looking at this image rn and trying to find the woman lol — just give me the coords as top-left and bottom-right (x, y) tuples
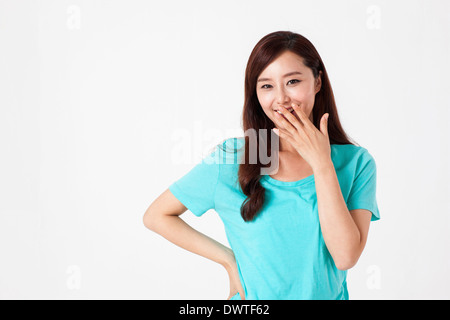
(143, 31), (380, 300)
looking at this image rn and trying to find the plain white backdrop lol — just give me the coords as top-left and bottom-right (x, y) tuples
(0, 0), (449, 299)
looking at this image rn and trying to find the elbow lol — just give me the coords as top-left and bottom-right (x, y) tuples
(333, 254), (360, 271)
(143, 210), (159, 232)
(335, 261), (356, 271)
(332, 238), (364, 271)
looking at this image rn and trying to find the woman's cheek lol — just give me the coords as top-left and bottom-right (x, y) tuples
(297, 91), (315, 108)
(258, 94), (272, 110)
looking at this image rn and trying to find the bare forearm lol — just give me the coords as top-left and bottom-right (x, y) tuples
(313, 160), (361, 269)
(147, 215), (235, 269)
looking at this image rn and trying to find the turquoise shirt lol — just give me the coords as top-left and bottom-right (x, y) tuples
(169, 137), (380, 300)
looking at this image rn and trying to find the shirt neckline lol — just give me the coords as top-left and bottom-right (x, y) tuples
(260, 173), (315, 187)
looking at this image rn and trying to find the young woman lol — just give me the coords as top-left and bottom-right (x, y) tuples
(143, 31), (380, 300)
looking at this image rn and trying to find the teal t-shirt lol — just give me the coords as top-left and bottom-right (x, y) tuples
(169, 137), (380, 300)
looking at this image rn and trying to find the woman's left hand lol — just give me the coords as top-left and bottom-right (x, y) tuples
(272, 102), (331, 172)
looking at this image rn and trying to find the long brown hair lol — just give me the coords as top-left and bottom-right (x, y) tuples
(229, 31), (358, 222)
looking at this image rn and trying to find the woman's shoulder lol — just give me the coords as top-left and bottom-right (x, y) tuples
(331, 143), (376, 166)
(331, 143), (370, 155)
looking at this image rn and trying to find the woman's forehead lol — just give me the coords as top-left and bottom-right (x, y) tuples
(258, 53), (310, 79)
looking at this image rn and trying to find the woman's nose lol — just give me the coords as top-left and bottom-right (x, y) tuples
(276, 88), (290, 106)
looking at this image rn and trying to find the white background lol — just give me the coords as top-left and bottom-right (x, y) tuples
(0, 0), (449, 299)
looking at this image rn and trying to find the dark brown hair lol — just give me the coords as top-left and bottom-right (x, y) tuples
(230, 31), (358, 222)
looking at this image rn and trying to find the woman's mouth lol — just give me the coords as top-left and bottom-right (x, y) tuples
(275, 108), (294, 114)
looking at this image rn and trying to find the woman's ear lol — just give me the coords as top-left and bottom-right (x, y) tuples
(315, 71), (322, 94)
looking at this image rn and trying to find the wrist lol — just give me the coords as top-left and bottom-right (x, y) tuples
(312, 158), (334, 174)
(221, 248), (236, 272)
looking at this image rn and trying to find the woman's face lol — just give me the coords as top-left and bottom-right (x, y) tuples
(256, 50), (322, 126)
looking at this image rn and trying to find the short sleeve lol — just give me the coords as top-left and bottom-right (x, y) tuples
(168, 144), (221, 217)
(346, 149), (380, 221)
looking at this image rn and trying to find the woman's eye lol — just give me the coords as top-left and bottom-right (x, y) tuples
(287, 79), (300, 85)
(260, 79), (300, 89)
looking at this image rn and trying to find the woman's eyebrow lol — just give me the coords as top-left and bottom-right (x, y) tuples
(257, 71), (303, 83)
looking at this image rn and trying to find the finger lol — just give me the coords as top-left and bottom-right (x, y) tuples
(238, 287), (246, 300)
(290, 103), (316, 132)
(272, 108), (288, 129)
(227, 291), (236, 300)
(273, 126), (294, 139)
(277, 104), (303, 132)
(320, 113), (329, 136)
(273, 127), (296, 145)
(273, 107), (298, 136)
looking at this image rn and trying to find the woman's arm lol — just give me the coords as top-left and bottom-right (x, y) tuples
(268, 103), (373, 270)
(313, 160), (372, 270)
(143, 188), (245, 299)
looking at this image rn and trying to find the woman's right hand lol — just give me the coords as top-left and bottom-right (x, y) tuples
(144, 189), (247, 300)
(224, 253), (245, 300)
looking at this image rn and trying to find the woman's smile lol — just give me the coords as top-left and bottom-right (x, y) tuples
(275, 107), (294, 114)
